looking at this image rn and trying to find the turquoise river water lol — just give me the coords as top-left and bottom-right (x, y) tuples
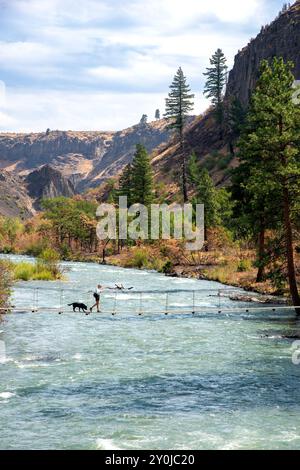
(0, 254), (300, 450)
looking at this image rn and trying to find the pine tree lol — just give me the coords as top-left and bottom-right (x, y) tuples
(155, 109), (160, 120)
(230, 159), (279, 283)
(188, 155), (232, 246)
(117, 164), (133, 206)
(238, 57), (300, 310)
(165, 67), (194, 202)
(203, 49), (228, 130)
(226, 97), (247, 156)
(187, 152), (199, 186)
(131, 144), (154, 206)
(281, 3), (290, 13)
(140, 114), (148, 125)
(195, 168), (220, 236)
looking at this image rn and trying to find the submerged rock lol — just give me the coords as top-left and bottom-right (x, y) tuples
(229, 294), (287, 304)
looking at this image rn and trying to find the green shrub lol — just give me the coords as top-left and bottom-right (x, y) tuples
(161, 260), (174, 274)
(267, 267), (286, 295)
(159, 245), (171, 257)
(59, 243), (72, 260)
(13, 262), (36, 281)
(38, 248), (62, 278)
(127, 249), (149, 269)
(12, 251), (63, 281)
(31, 270), (53, 281)
(237, 259), (252, 272)
(0, 260), (13, 314)
(150, 256), (164, 272)
(39, 247), (60, 264)
(24, 240), (49, 257)
(205, 266), (229, 284)
(1, 246), (14, 254)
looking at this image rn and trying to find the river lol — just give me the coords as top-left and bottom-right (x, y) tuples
(0, 254), (300, 450)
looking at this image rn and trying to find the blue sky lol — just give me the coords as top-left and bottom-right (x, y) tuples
(0, 0), (285, 132)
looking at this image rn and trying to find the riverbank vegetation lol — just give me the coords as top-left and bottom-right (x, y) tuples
(2, 248), (64, 282)
(12, 249), (64, 281)
(0, 260), (13, 316)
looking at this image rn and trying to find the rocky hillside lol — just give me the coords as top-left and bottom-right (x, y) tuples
(25, 165), (75, 209)
(0, 120), (171, 192)
(84, 120), (173, 190)
(0, 119), (173, 217)
(0, 171), (36, 218)
(152, 1), (300, 188)
(0, 164), (76, 217)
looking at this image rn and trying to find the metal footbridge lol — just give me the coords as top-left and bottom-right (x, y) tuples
(0, 285), (297, 317)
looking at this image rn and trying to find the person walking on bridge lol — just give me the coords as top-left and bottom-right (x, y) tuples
(90, 285), (103, 313)
(89, 283), (134, 313)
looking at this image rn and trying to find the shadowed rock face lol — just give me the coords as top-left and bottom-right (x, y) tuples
(0, 171), (36, 218)
(83, 121), (173, 190)
(226, 2), (300, 106)
(25, 165), (75, 207)
(0, 121), (172, 192)
(0, 165), (76, 217)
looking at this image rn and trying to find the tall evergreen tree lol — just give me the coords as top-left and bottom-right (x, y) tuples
(188, 155), (233, 246)
(195, 168), (220, 237)
(117, 164), (133, 206)
(226, 97), (247, 156)
(131, 144), (154, 206)
(203, 49), (227, 131)
(155, 109), (160, 120)
(230, 159), (279, 283)
(165, 67), (194, 202)
(238, 57), (300, 310)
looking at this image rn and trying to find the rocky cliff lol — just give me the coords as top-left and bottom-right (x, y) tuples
(25, 165), (75, 208)
(226, 1), (300, 106)
(152, 1), (300, 188)
(85, 120), (173, 190)
(0, 171), (36, 218)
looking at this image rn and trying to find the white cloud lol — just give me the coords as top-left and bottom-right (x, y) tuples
(0, 110), (17, 129)
(13, 0), (112, 25)
(13, 0), (262, 26)
(0, 41), (56, 67)
(0, 80), (6, 107)
(87, 53), (175, 88)
(0, 0), (283, 131)
(127, 0), (261, 27)
(1, 86), (209, 132)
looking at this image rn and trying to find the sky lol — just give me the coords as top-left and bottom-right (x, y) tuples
(0, 0), (286, 133)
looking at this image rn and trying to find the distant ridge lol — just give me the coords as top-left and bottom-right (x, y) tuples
(0, 120), (172, 193)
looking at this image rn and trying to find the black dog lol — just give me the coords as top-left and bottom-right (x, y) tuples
(68, 302), (88, 312)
